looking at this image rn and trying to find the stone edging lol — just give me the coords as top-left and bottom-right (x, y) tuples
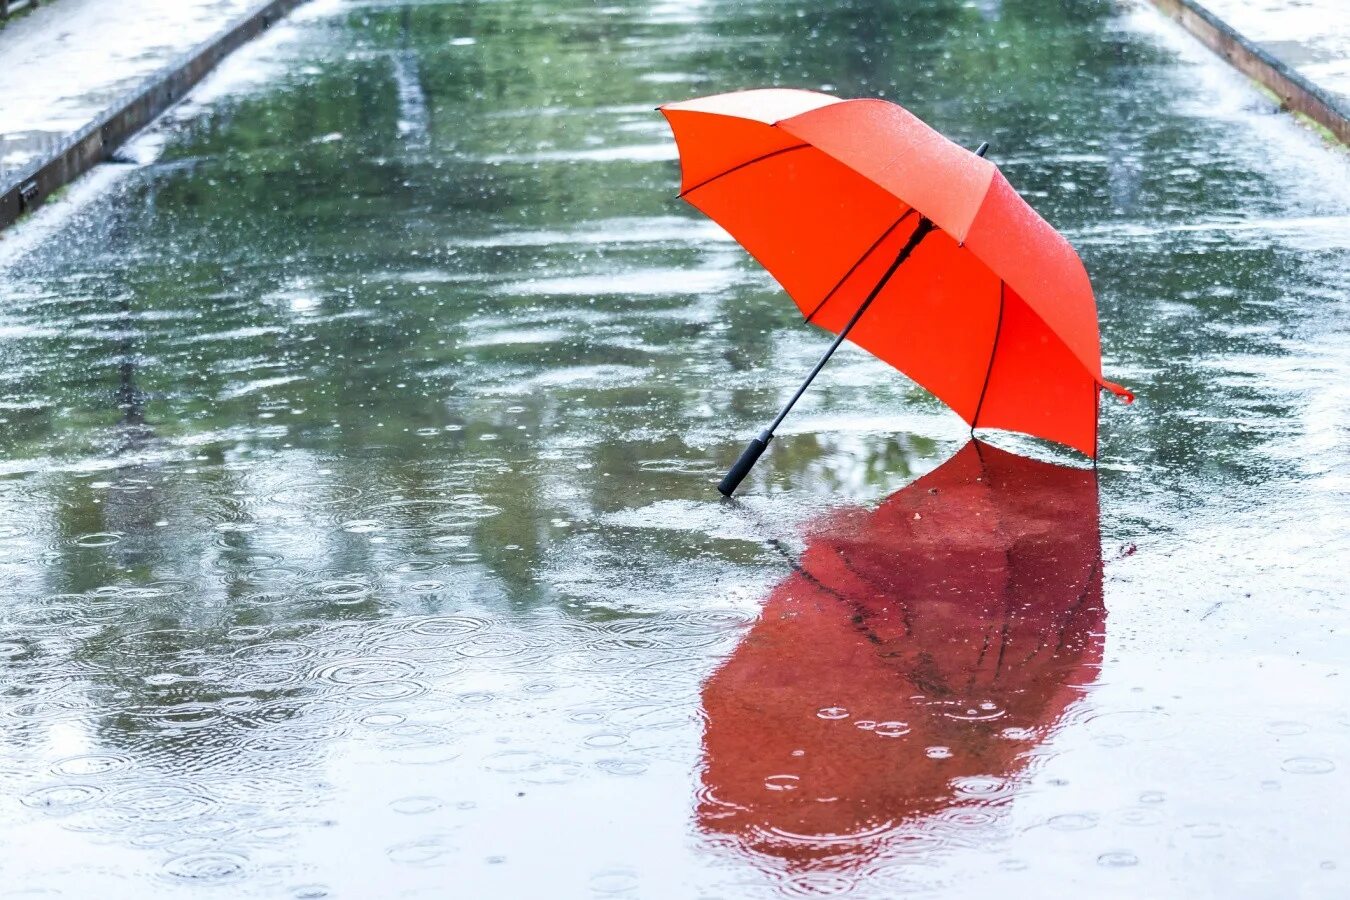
(0, 0), (311, 231)
(1149, 0), (1349, 146)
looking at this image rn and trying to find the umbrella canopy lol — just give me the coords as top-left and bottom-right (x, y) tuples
(661, 89), (1131, 461)
(698, 440), (1105, 869)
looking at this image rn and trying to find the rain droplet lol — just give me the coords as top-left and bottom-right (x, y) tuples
(1049, 813), (1098, 831)
(162, 851), (247, 883)
(1282, 757), (1335, 775)
(390, 795), (443, 815)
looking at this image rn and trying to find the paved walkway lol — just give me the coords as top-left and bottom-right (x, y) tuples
(1200, 0), (1350, 109)
(0, 0), (1345, 199)
(0, 0), (260, 182)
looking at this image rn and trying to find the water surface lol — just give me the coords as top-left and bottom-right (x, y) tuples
(1, 0), (1348, 896)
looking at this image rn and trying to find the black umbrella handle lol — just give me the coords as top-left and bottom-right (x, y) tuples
(718, 430), (773, 496)
(716, 217), (936, 497)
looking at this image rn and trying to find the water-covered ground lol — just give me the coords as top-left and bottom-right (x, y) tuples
(1, 0), (1348, 896)
(1201, 0), (1350, 109)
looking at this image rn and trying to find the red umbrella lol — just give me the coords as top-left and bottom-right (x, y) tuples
(698, 440), (1105, 870)
(659, 90), (1132, 495)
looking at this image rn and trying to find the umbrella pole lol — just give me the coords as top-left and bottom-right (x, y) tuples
(718, 215), (937, 496)
(718, 142), (989, 497)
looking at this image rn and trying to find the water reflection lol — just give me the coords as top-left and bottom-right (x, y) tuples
(1, 0), (1346, 892)
(699, 441), (1104, 873)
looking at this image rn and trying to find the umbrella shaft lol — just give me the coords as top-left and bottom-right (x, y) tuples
(766, 215), (936, 435)
(718, 215), (936, 497)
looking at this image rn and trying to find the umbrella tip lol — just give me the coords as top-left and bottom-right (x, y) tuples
(974, 142), (990, 158)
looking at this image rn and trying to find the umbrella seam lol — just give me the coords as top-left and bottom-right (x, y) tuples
(835, 549), (915, 639)
(970, 282), (1006, 430)
(1053, 556), (1104, 656)
(972, 286), (1105, 456)
(993, 547), (1016, 680)
(776, 112), (994, 243)
(957, 162), (1000, 247)
(1092, 377), (1100, 460)
(763, 538), (911, 648)
(966, 171), (1112, 398)
(802, 208), (917, 325)
(677, 143), (811, 198)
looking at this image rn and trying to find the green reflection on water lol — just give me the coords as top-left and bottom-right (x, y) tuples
(0, 0), (1343, 741)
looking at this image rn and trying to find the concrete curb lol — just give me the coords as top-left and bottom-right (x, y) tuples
(1149, 0), (1349, 146)
(1, 1), (41, 22)
(0, 0), (311, 231)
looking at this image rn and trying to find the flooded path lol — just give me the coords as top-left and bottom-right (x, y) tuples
(1, 0), (1348, 896)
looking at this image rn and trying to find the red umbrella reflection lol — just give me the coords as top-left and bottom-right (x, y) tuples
(698, 440), (1105, 869)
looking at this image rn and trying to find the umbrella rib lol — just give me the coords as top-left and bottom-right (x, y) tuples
(992, 547), (1016, 680)
(678, 143), (811, 198)
(836, 551), (914, 637)
(802, 208), (917, 325)
(760, 538), (905, 649)
(1092, 377), (1100, 462)
(1052, 556), (1104, 656)
(970, 282), (1006, 430)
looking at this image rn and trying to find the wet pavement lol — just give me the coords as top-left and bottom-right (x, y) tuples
(0, 0), (262, 182)
(1201, 0), (1350, 109)
(1, 0), (1349, 897)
